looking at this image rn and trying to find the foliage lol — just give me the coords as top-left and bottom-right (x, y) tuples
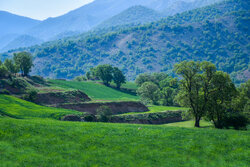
(96, 105), (112, 122)
(137, 82), (161, 105)
(73, 75), (87, 82)
(13, 51), (33, 76)
(0, 64), (9, 79)
(2, 0), (249, 83)
(223, 112), (248, 130)
(174, 61), (217, 127)
(95, 64), (114, 86)
(3, 58), (18, 74)
(206, 71), (237, 128)
(23, 89), (38, 102)
(113, 67), (126, 89)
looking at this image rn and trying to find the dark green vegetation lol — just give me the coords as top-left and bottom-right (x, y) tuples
(1, 0), (248, 84)
(136, 73), (179, 105)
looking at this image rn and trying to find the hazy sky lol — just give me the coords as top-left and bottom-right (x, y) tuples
(0, 0), (94, 20)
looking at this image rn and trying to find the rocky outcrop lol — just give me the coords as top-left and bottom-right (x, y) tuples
(56, 101), (149, 115)
(34, 90), (91, 105)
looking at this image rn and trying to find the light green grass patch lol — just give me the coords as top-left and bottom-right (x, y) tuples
(121, 105), (189, 115)
(0, 95), (79, 119)
(49, 80), (139, 101)
(165, 120), (213, 128)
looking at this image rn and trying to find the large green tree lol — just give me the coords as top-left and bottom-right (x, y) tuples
(174, 61), (216, 127)
(95, 64), (113, 86)
(14, 52), (33, 76)
(206, 71), (237, 128)
(113, 67), (126, 89)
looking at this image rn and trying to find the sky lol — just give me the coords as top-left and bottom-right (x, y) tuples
(0, 0), (94, 20)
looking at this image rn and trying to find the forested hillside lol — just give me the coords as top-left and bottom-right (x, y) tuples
(1, 0), (249, 84)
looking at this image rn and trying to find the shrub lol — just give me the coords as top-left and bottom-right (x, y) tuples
(82, 113), (96, 122)
(23, 89), (38, 102)
(223, 112), (248, 130)
(96, 105), (112, 122)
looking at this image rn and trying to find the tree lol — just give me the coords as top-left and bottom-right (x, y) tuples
(95, 64), (113, 86)
(135, 73), (152, 87)
(137, 82), (161, 104)
(13, 52), (33, 76)
(174, 61), (216, 127)
(0, 65), (9, 79)
(4, 58), (18, 75)
(206, 71), (237, 128)
(113, 67), (126, 89)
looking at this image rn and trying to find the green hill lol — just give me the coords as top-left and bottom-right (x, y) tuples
(49, 80), (139, 101)
(0, 94), (79, 119)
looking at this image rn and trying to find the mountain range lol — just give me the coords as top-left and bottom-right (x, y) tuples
(1, 0), (249, 84)
(0, 0), (222, 52)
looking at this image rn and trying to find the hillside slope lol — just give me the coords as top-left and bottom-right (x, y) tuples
(22, 0), (222, 40)
(96, 6), (163, 29)
(0, 11), (41, 51)
(1, 0), (249, 84)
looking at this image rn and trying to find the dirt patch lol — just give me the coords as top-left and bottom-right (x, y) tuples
(56, 101), (149, 115)
(110, 111), (184, 124)
(34, 90), (91, 105)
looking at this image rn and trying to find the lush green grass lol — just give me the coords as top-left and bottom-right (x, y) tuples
(0, 95), (79, 119)
(49, 80), (139, 101)
(165, 120), (213, 128)
(121, 105), (189, 115)
(0, 117), (249, 167)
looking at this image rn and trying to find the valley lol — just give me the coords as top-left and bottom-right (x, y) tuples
(0, 0), (249, 166)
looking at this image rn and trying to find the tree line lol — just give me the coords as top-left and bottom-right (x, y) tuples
(135, 61), (249, 129)
(0, 51), (33, 78)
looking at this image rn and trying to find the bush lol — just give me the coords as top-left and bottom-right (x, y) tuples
(224, 113), (248, 130)
(73, 75), (87, 82)
(82, 113), (96, 122)
(96, 106), (112, 122)
(23, 89), (38, 102)
(0, 65), (9, 79)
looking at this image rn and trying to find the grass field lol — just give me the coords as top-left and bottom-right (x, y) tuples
(121, 105), (189, 115)
(0, 95), (79, 119)
(166, 120), (213, 128)
(49, 80), (139, 101)
(0, 94), (249, 166)
(0, 118), (249, 167)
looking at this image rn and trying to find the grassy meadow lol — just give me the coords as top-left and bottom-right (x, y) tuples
(0, 81), (249, 166)
(0, 117), (249, 167)
(48, 80), (139, 101)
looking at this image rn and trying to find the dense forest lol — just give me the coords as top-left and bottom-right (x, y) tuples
(1, 0), (249, 84)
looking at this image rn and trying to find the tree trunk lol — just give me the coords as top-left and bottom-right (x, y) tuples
(194, 117), (200, 127)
